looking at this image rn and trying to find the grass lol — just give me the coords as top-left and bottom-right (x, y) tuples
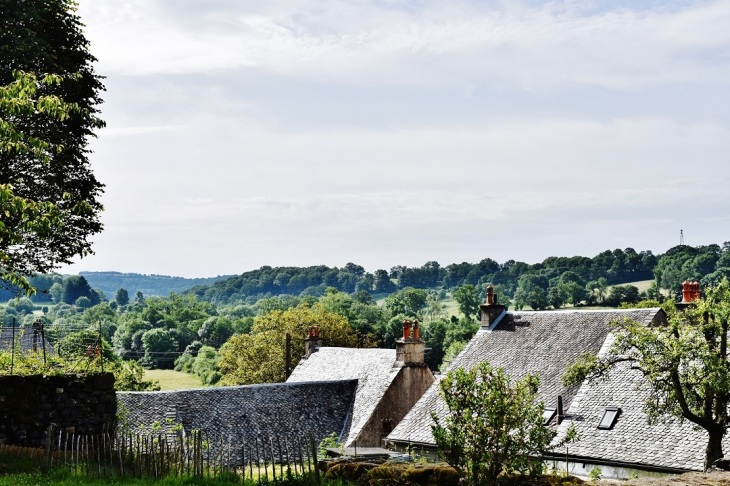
(143, 369), (203, 391)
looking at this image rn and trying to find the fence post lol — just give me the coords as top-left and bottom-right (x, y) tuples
(285, 333), (292, 379)
(98, 320), (104, 373)
(40, 321), (47, 365)
(310, 434), (320, 485)
(11, 317), (16, 375)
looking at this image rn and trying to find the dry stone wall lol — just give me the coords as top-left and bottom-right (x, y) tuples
(0, 373), (116, 447)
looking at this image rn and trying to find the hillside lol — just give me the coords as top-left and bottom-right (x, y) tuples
(79, 272), (235, 298)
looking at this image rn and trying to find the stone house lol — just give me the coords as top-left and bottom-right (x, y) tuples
(286, 323), (435, 448)
(384, 286), (720, 478)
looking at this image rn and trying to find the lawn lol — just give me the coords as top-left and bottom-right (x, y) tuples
(143, 369), (203, 391)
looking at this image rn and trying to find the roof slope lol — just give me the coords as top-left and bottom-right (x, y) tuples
(287, 347), (398, 446)
(553, 333), (727, 472)
(118, 380), (357, 453)
(388, 309), (662, 445)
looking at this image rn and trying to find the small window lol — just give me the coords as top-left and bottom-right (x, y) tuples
(598, 407), (621, 430)
(543, 407), (556, 425)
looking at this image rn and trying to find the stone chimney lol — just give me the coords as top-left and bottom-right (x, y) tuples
(304, 326), (322, 358)
(395, 320), (425, 366)
(677, 280), (701, 312)
(479, 285), (506, 328)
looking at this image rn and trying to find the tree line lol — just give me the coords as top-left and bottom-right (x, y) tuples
(183, 243), (730, 305)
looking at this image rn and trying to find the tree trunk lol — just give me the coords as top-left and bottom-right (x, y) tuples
(705, 428), (724, 472)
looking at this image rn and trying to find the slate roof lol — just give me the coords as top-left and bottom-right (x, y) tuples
(0, 326), (54, 355)
(117, 380), (357, 460)
(387, 309), (663, 445)
(286, 347), (399, 446)
(552, 333), (726, 472)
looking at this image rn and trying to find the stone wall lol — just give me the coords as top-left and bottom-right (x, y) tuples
(0, 373), (116, 447)
(355, 364), (435, 447)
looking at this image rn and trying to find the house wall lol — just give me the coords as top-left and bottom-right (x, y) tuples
(548, 459), (680, 480)
(0, 373), (116, 447)
(354, 364), (434, 447)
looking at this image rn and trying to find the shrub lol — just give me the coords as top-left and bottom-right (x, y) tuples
(431, 361), (557, 486)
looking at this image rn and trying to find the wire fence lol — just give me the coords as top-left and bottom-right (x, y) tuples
(0, 318), (106, 375)
(1, 425), (323, 483)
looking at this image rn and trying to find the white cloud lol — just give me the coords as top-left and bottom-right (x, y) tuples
(58, 1), (730, 277)
(80, 0), (730, 88)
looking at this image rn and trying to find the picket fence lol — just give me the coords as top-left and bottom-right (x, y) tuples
(1, 425), (323, 483)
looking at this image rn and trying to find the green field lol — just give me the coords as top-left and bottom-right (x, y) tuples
(143, 369), (203, 391)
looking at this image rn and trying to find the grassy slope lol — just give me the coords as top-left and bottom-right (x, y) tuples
(143, 369), (203, 391)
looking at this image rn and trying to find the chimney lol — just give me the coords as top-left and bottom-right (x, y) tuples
(677, 280), (701, 312)
(556, 395), (564, 426)
(395, 320), (425, 366)
(479, 285), (506, 328)
(304, 326), (322, 358)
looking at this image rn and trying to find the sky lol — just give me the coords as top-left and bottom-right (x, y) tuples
(62, 0), (730, 278)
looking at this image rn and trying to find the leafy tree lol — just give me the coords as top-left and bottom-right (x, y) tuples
(383, 288), (427, 318)
(528, 287), (549, 311)
(432, 361), (556, 486)
(422, 318), (448, 369)
(424, 290), (445, 321)
(563, 281), (586, 306)
(140, 328), (176, 369)
(439, 340), (466, 371)
(115, 288), (130, 306)
(453, 284), (481, 320)
(547, 285), (566, 309)
(50, 282), (63, 303)
(586, 277), (608, 304)
(7, 297), (35, 314)
(443, 317), (479, 354)
(603, 285), (640, 307)
(135, 291), (145, 305)
(219, 304), (365, 385)
(564, 279), (730, 471)
(353, 290), (374, 305)
(1, 0), (105, 295)
(62, 275), (94, 305)
(373, 269), (396, 293)
(75, 296), (91, 309)
(113, 360), (160, 391)
(198, 316), (234, 348)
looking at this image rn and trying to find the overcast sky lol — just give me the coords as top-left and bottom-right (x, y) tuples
(62, 0), (730, 278)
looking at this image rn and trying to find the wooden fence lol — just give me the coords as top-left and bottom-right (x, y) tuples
(1, 425), (323, 483)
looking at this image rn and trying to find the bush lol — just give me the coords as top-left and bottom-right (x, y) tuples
(431, 361), (557, 486)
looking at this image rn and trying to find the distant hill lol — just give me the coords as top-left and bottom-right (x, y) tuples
(79, 272), (235, 299)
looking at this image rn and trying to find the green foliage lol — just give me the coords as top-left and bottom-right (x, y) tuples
(318, 432), (342, 460)
(432, 361), (556, 486)
(140, 328), (175, 369)
(115, 288), (130, 306)
(439, 340), (466, 372)
(113, 360), (160, 391)
(219, 304), (368, 385)
(603, 285), (640, 307)
(588, 467), (602, 481)
(452, 284), (481, 320)
(383, 288), (428, 318)
(1, 0), (106, 294)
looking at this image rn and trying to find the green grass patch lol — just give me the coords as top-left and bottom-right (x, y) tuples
(143, 369), (203, 391)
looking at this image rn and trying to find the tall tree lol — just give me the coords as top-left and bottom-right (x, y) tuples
(1, 0), (105, 294)
(115, 288), (130, 306)
(564, 279), (730, 470)
(453, 284), (481, 320)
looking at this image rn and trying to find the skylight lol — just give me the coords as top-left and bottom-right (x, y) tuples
(543, 407), (556, 426)
(598, 407), (621, 430)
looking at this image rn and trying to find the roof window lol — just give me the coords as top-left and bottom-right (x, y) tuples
(597, 407), (621, 430)
(543, 407), (556, 426)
